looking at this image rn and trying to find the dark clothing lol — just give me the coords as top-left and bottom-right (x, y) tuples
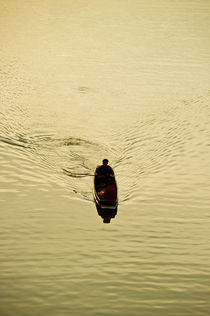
(95, 165), (114, 178)
(95, 165), (114, 186)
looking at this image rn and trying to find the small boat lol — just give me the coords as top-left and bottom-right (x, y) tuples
(93, 174), (118, 210)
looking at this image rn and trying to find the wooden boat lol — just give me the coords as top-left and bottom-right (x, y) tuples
(93, 174), (118, 210)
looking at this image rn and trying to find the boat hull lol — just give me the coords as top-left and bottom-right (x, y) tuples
(93, 176), (118, 210)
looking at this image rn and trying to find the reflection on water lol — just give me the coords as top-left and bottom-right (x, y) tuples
(0, 0), (210, 315)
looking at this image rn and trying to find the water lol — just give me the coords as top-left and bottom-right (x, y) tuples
(0, 0), (210, 315)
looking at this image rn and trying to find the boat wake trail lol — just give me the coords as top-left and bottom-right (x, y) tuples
(1, 81), (209, 205)
(110, 95), (210, 204)
(0, 123), (107, 201)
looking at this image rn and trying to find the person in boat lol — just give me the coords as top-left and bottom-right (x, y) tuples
(95, 159), (114, 183)
(95, 159), (116, 200)
(103, 180), (116, 200)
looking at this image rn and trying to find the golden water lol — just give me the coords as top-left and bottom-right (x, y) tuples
(0, 1), (210, 315)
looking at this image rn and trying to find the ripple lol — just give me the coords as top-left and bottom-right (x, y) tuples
(0, 92), (209, 207)
(111, 95), (210, 204)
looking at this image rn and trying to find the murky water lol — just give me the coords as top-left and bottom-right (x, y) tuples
(1, 0), (210, 315)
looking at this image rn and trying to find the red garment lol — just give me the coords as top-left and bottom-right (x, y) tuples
(103, 184), (116, 200)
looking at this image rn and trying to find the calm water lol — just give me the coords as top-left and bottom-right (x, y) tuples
(0, 0), (210, 315)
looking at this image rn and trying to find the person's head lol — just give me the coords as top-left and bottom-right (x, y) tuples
(103, 159), (109, 166)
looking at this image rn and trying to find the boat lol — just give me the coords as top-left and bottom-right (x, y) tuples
(93, 174), (118, 211)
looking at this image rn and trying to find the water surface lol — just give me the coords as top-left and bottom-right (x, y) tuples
(0, 0), (210, 315)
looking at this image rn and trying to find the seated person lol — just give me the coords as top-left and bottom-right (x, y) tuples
(103, 183), (116, 200)
(95, 159), (114, 186)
